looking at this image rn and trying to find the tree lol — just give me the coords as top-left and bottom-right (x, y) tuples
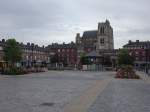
(117, 49), (134, 66)
(4, 39), (22, 67)
(50, 53), (59, 64)
(80, 52), (90, 65)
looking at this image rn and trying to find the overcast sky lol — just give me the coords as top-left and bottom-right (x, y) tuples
(0, 0), (150, 48)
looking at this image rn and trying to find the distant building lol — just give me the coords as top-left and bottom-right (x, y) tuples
(0, 20), (117, 71)
(20, 42), (48, 68)
(123, 40), (150, 71)
(76, 19), (114, 53)
(75, 20), (116, 70)
(46, 42), (77, 67)
(0, 39), (5, 59)
(0, 39), (49, 69)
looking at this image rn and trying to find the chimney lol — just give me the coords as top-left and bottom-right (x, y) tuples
(27, 42), (30, 46)
(76, 33), (80, 38)
(31, 43), (34, 47)
(129, 40), (132, 44)
(2, 39), (5, 43)
(136, 40), (139, 43)
(76, 33), (81, 44)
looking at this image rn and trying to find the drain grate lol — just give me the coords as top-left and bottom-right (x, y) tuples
(40, 102), (55, 107)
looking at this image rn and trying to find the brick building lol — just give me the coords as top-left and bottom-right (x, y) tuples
(0, 39), (49, 69)
(123, 40), (150, 71)
(0, 39), (5, 62)
(20, 42), (49, 68)
(46, 42), (77, 67)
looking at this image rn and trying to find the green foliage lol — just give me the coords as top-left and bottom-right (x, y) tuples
(79, 52), (86, 58)
(80, 56), (87, 64)
(117, 49), (134, 66)
(80, 52), (89, 64)
(4, 39), (22, 64)
(4, 67), (25, 75)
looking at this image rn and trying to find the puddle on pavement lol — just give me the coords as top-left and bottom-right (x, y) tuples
(40, 102), (55, 107)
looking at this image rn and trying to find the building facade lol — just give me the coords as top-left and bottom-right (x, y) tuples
(123, 40), (150, 71)
(0, 39), (5, 62)
(20, 43), (48, 68)
(0, 39), (49, 69)
(0, 20), (116, 71)
(96, 20), (114, 51)
(75, 20), (116, 70)
(76, 20), (114, 53)
(46, 42), (77, 67)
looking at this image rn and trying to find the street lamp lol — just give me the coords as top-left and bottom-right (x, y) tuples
(31, 43), (34, 67)
(145, 44), (148, 75)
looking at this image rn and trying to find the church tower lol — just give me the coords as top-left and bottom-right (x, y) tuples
(96, 20), (114, 51)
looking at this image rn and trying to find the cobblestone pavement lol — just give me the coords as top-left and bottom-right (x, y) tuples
(0, 71), (114, 112)
(88, 79), (150, 112)
(136, 71), (150, 83)
(1, 71), (149, 112)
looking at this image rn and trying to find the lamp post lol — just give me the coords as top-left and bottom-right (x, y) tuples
(145, 44), (148, 74)
(31, 43), (34, 67)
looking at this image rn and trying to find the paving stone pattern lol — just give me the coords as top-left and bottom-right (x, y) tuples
(88, 79), (150, 112)
(0, 71), (113, 112)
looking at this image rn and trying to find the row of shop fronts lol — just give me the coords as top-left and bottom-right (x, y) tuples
(21, 60), (47, 68)
(0, 60), (48, 74)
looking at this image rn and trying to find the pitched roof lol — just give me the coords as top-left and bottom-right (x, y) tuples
(46, 43), (76, 49)
(123, 41), (150, 48)
(82, 30), (97, 38)
(86, 50), (101, 57)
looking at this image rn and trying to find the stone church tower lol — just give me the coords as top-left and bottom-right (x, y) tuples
(96, 20), (114, 51)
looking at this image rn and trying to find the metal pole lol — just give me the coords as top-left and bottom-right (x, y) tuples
(31, 45), (33, 67)
(145, 45), (148, 74)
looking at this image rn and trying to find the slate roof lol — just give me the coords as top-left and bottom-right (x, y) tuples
(46, 42), (76, 49)
(84, 44), (95, 48)
(0, 39), (46, 52)
(86, 50), (101, 57)
(123, 41), (150, 48)
(82, 30), (97, 38)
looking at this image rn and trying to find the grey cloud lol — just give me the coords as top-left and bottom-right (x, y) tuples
(0, 0), (150, 48)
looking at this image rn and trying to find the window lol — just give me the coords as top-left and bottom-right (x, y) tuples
(136, 57), (139, 61)
(142, 51), (145, 56)
(100, 38), (104, 44)
(34, 56), (37, 60)
(0, 46), (3, 50)
(88, 48), (91, 52)
(58, 49), (60, 52)
(26, 56), (29, 60)
(129, 52), (132, 56)
(100, 27), (104, 34)
(135, 51), (138, 55)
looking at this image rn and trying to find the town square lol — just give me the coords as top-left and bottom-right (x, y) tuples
(0, 71), (150, 112)
(0, 0), (150, 112)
